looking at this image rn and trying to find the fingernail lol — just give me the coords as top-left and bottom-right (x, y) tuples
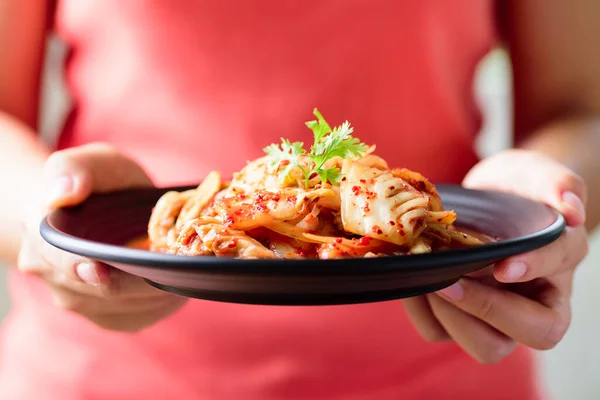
(76, 263), (101, 286)
(46, 176), (74, 206)
(562, 191), (586, 221)
(437, 281), (464, 301)
(503, 261), (527, 282)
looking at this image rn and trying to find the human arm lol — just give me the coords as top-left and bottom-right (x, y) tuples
(499, 0), (600, 232)
(0, 0), (52, 263)
(1, 0), (186, 331)
(403, 0), (599, 363)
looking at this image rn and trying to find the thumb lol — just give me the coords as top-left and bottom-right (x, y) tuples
(463, 150), (587, 228)
(43, 143), (153, 209)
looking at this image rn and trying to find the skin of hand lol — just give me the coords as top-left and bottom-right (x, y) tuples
(17, 142), (187, 332)
(402, 149), (589, 364)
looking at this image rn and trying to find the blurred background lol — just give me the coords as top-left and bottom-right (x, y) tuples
(0, 38), (598, 399)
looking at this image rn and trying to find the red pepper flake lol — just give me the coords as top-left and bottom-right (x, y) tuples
(255, 204), (267, 212)
(413, 181), (426, 191)
(334, 238), (343, 244)
(364, 191), (377, 200)
(226, 239), (238, 248)
(388, 186), (395, 190)
(414, 218), (424, 231)
(358, 236), (371, 246)
(389, 220), (396, 226)
(359, 179), (367, 184)
(341, 176), (347, 182)
(371, 225), (383, 235)
(351, 186), (361, 195)
(271, 195), (281, 202)
(462, 234), (467, 239)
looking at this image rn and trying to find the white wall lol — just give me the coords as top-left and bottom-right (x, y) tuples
(0, 41), (598, 399)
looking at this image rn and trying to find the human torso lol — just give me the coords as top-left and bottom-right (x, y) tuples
(0, 1), (543, 399)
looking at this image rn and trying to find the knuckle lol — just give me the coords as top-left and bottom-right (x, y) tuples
(539, 314), (571, 350)
(476, 297), (495, 321)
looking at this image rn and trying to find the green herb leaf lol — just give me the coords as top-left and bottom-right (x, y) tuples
(264, 139), (304, 166)
(316, 167), (342, 185)
(305, 108), (332, 146)
(265, 109), (367, 188)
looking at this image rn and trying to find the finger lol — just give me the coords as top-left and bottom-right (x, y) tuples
(41, 241), (165, 298)
(435, 277), (571, 350)
(48, 282), (182, 315)
(47, 269), (165, 299)
(494, 226), (588, 283)
(43, 142), (153, 209)
(48, 283), (187, 332)
(84, 300), (186, 333)
(105, 268), (173, 298)
(40, 241), (110, 286)
(402, 296), (451, 342)
(427, 294), (518, 365)
(463, 150), (587, 227)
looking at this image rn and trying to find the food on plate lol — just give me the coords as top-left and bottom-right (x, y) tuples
(147, 109), (484, 259)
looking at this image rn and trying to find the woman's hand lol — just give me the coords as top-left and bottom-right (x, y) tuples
(402, 149), (589, 364)
(17, 143), (187, 332)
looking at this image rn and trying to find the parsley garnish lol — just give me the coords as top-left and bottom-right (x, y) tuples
(264, 108), (368, 188)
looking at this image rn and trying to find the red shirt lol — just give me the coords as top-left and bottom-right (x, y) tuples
(0, 1), (547, 399)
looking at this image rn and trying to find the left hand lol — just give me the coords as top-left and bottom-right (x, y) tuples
(402, 149), (589, 364)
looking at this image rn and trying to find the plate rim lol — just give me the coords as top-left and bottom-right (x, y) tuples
(39, 184), (567, 274)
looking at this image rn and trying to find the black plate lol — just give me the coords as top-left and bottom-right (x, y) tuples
(40, 184), (565, 305)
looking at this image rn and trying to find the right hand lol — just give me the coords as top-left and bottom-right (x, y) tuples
(17, 143), (187, 332)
